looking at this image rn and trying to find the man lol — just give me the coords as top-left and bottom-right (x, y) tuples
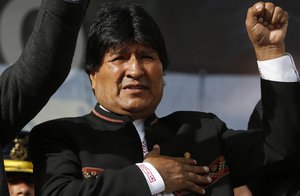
(4, 131), (34, 196)
(0, 0), (89, 195)
(30, 2), (300, 195)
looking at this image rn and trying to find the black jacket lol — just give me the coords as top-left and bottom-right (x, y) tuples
(248, 100), (300, 196)
(30, 79), (300, 196)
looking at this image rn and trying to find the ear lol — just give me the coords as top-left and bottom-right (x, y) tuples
(89, 72), (96, 89)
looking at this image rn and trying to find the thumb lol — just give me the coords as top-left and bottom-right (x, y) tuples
(145, 144), (161, 158)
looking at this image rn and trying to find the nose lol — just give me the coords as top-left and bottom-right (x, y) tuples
(125, 56), (144, 79)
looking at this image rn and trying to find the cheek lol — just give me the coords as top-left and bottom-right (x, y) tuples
(147, 66), (164, 93)
(157, 77), (164, 89)
(158, 79), (165, 98)
(153, 67), (164, 85)
(94, 77), (122, 102)
(152, 76), (164, 97)
(104, 66), (124, 86)
(93, 67), (121, 89)
(147, 64), (163, 80)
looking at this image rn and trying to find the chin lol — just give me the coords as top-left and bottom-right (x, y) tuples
(122, 104), (154, 117)
(124, 105), (146, 113)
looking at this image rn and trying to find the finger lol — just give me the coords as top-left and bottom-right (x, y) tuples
(278, 11), (289, 29)
(277, 10), (289, 29)
(271, 6), (284, 26)
(174, 157), (197, 165)
(271, 6), (288, 29)
(246, 2), (265, 26)
(183, 164), (210, 174)
(145, 144), (161, 158)
(262, 2), (275, 26)
(187, 172), (212, 185)
(184, 152), (191, 159)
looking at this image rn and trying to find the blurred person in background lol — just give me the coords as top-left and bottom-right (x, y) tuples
(0, 0), (89, 195)
(4, 131), (34, 196)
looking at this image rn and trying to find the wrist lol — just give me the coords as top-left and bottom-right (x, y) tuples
(136, 162), (165, 195)
(254, 44), (285, 61)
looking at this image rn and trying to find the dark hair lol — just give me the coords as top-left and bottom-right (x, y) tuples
(82, 2), (169, 74)
(7, 172), (33, 184)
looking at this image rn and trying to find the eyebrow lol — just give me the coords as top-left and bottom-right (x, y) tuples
(108, 48), (129, 56)
(108, 47), (157, 56)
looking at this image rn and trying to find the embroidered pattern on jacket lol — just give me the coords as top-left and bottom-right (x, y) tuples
(174, 155), (229, 195)
(92, 109), (124, 123)
(204, 155), (229, 188)
(82, 167), (104, 179)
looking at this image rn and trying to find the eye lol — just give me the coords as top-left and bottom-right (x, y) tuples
(142, 55), (154, 59)
(140, 53), (155, 60)
(110, 56), (126, 62)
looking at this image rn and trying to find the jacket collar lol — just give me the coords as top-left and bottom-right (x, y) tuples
(91, 104), (177, 152)
(91, 103), (159, 126)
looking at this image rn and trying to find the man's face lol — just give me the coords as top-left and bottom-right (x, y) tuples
(90, 43), (164, 119)
(8, 182), (34, 196)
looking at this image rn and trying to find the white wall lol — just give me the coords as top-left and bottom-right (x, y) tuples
(157, 73), (260, 130)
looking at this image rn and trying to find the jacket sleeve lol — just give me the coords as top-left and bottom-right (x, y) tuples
(0, 0), (89, 146)
(220, 79), (300, 186)
(29, 123), (152, 196)
(260, 79), (300, 158)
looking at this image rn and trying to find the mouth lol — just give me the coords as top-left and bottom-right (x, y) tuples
(123, 84), (148, 90)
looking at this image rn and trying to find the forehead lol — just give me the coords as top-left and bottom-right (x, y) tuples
(107, 43), (157, 55)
